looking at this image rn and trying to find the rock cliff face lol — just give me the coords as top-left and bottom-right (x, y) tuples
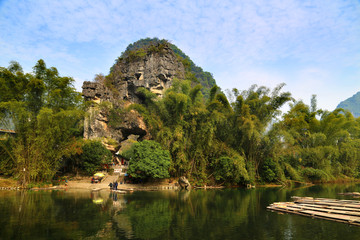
(83, 44), (185, 104)
(110, 45), (185, 102)
(82, 43), (185, 150)
(83, 106), (149, 144)
(82, 82), (113, 102)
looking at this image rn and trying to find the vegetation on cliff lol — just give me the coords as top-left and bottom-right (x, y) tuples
(112, 37), (216, 98)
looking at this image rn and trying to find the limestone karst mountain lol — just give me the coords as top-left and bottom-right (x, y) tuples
(82, 39), (215, 152)
(83, 41), (185, 103)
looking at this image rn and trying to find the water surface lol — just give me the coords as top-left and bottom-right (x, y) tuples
(1, 184), (360, 239)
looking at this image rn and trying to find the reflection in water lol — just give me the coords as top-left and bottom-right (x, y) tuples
(1, 184), (360, 239)
(0, 190), (113, 239)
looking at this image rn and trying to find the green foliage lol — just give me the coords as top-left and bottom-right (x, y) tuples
(0, 137), (16, 176)
(112, 38), (169, 65)
(260, 158), (278, 182)
(108, 106), (125, 129)
(282, 162), (302, 181)
(121, 37), (169, 57)
(274, 95), (360, 182)
(3, 44), (360, 186)
(225, 84), (292, 180)
(300, 168), (332, 182)
(0, 60), (84, 183)
(136, 87), (157, 106)
(133, 79), (250, 184)
(79, 140), (112, 175)
(133, 78), (360, 184)
(170, 42), (216, 96)
(213, 155), (248, 184)
(125, 140), (171, 179)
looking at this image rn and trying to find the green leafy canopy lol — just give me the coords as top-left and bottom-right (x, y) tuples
(124, 140), (171, 179)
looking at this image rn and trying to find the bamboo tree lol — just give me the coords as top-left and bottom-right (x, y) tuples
(0, 60), (84, 184)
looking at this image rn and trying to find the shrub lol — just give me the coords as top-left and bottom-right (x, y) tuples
(213, 155), (248, 184)
(300, 167), (331, 182)
(124, 140), (171, 179)
(80, 140), (112, 175)
(260, 158), (278, 182)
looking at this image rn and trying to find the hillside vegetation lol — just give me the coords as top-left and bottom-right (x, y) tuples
(1, 39), (360, 187)
(337, 91), (360, 118)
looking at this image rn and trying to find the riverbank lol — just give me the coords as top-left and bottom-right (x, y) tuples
(65, 176), (179, 191)
(0, 176), (180, 191)
(2, 175), (360, 191)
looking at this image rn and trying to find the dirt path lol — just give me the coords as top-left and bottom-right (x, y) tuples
(66, 174), (121, 190)
(65, 174), (179, 191)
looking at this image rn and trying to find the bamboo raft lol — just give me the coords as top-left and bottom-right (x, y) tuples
(267, 196), (360, 226)
(338, 192), (360, 197)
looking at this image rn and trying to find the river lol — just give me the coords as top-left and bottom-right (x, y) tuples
(1, 184), (360, 239)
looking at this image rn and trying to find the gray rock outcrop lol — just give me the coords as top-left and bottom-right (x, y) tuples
(82, 43), (185, 104)
(82, 82), (113, 102)
(83, 107), (149, 144)
(109, 44), (185, 103)
(82, 42), (185, 151)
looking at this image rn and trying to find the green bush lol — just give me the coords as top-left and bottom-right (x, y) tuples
(260, 158), (278, 182)
(283, 163), (302, 181)
(80, 140), (112, 175)
(300, 167), (331, 182)
(124, 140), (171, 179)
(213, 155), (248, 184)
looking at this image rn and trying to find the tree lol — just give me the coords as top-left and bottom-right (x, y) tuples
(93, 73), (105, 84)
(79, 140), (112, 175)
(274, 96), (360, 182)
(0, 60), (84, 183)
(212, 155), (248, 184)
(129, 81), (250, 184)
(124, 140), (171, 179)
(227, 84), (292, 181)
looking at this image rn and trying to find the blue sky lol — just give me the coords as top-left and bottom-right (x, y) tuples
(1, 0), (360, 111)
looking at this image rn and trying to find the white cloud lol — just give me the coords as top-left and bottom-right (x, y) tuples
(217, 69), (286, 92)
(1, 0), (360, 111)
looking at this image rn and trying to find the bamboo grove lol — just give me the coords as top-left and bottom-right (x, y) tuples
(1, 60), (360, 186)
(126, 79), (360, 185)
(0, 60), (112, 184)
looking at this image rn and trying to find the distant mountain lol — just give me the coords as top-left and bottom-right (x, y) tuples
(337, 91), (360, 118)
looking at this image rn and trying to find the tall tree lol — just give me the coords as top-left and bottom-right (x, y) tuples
(0, 60), (84, 184)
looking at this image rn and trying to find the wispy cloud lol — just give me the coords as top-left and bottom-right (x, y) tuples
(0, 0), (360, 110)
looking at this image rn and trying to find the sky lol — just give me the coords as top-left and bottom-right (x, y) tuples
(1, 0), (360, 111)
